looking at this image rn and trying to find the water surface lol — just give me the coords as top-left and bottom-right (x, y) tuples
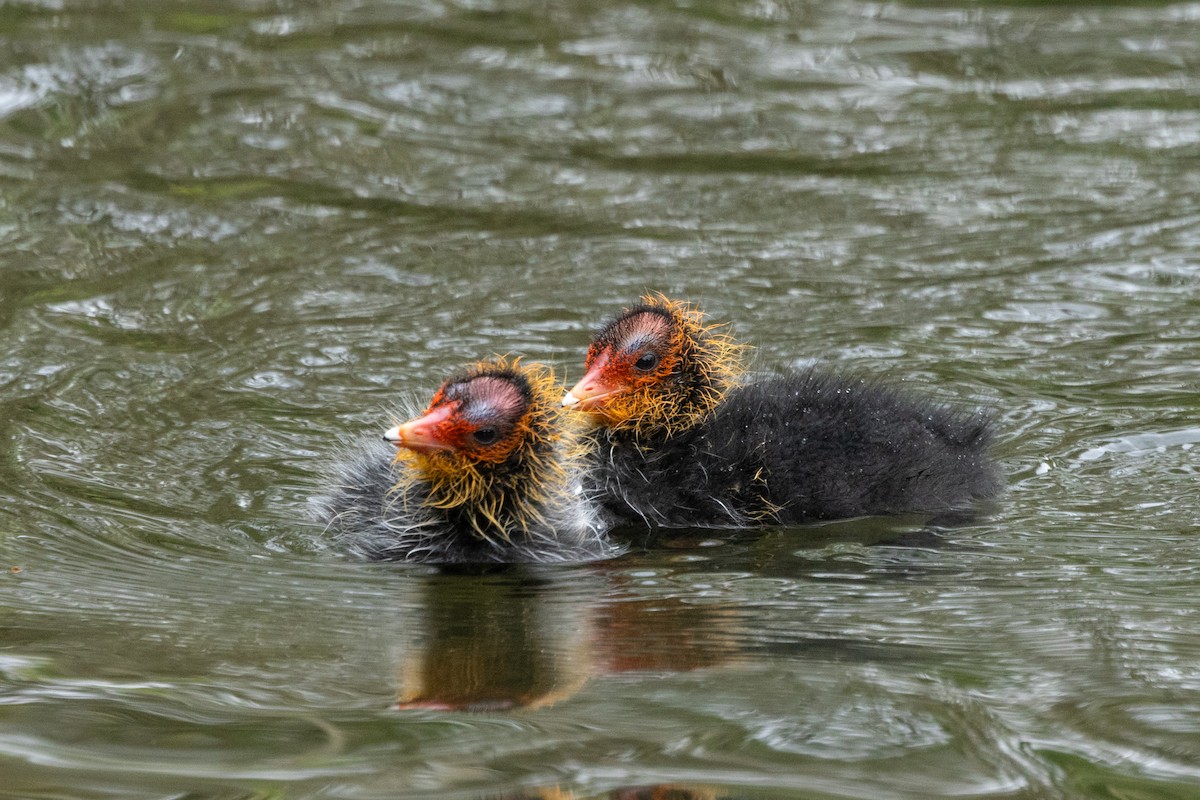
(2, 1), (1199, 798)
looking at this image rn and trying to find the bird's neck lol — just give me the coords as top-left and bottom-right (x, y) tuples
(402, 441), (565, 543)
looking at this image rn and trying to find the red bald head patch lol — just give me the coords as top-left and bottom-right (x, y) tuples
(389, 371), (534, 463)
(563, 306), (680, 412)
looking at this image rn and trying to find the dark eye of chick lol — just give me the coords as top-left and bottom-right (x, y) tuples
(472, 427), (499, 445)
(633, 351), (660, 372)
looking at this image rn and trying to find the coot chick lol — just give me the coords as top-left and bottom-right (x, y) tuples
(317, 358), (613, 563)
(563, 295), (1002, 528)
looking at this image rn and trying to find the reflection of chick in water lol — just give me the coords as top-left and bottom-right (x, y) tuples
(491, 787), (719, 800)
(610, 788), (718, 800)
(496, 787), (720, 800)
(392, 570), (744, 712)
(392, 572), (754, 800)
(394, 571), (596, 711)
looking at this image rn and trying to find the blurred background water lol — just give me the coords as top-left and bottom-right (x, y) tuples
(1, 1), (1198, 798)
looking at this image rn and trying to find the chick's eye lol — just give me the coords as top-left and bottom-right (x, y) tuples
(633, 351), (660, 372)
(472, 427), (499, 445)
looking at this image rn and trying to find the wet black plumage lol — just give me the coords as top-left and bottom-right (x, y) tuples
(588, 368), (1000, 528)
(315, 359), (614, 564)
(567, 296), (1002, 530)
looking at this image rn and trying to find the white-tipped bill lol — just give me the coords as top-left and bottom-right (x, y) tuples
(384, 403), (460, 454)
(561, 391), (580, 408)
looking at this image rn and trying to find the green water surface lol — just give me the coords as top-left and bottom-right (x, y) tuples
(1, 1), (1198, 798)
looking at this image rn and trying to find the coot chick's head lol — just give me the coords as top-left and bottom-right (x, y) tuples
(562, 294), (745, 440)
(387, 358), (576, 543)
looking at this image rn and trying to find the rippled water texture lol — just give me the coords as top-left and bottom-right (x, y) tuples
(2, 1), (1199, 798)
